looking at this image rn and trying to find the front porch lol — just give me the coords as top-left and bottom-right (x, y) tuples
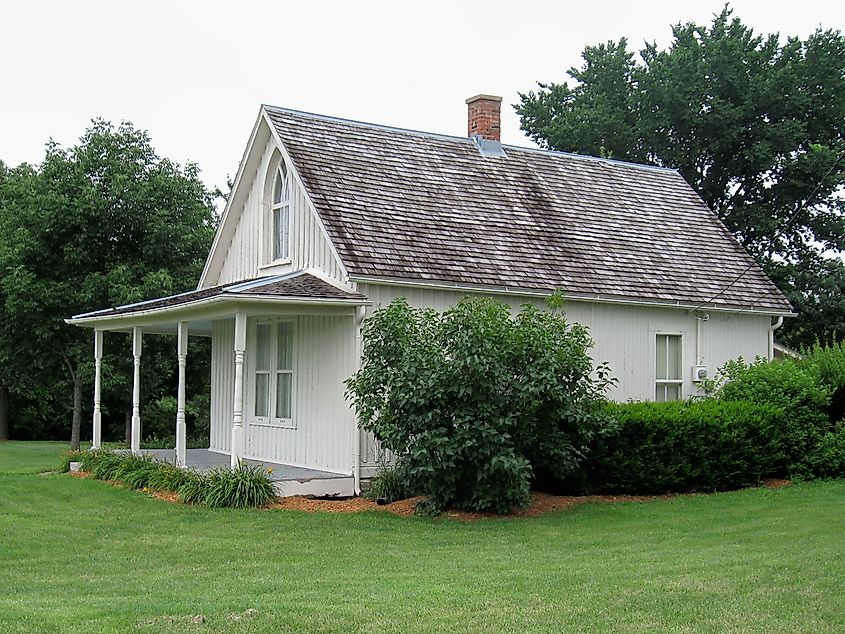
(137, 448), (355, 497)
(67, 271), (370, 497)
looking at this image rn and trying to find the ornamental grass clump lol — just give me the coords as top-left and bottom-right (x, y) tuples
(147, 462), (196, 492)
(203, 464), (276, 508)
(176, 470), (208, 505)
(365, 463), (411, 504)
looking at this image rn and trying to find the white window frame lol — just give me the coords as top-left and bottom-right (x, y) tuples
(270, 161), (292, 264)
(249, 317), (296, 429)
(655, 332), (683, 402)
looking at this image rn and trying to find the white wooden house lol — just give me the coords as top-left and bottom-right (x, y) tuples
(69, 95), (793, 496)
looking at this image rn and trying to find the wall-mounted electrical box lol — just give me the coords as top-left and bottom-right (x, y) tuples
(692, 365), (708, 382)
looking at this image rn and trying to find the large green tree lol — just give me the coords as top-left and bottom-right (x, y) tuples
(517, 6), (845, 347)
(0, 121), (218, 447)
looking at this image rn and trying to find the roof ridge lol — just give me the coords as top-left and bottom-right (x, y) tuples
(262, 104), (677, 175)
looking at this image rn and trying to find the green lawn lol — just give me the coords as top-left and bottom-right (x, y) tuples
(0, 440), (70, 474)
(0, 443), (843, 633)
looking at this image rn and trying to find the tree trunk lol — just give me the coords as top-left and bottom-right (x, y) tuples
(125, 407), (132, 445)
(70, 374), (83, 450)
(0, 384), (9, 441)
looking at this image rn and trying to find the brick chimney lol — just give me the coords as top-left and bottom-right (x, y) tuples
(466, 94), (502, 142)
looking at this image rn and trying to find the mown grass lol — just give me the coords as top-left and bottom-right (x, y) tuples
(0, 442), (843, 633)
(0, 440), (68, 474)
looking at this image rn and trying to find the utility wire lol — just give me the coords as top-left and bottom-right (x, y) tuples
(687, 147), (845, 314)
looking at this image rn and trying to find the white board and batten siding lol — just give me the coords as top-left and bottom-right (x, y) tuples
(356, 282), (771, 469)
(210, 315), (356, 475)
(214, 136), (345, 287)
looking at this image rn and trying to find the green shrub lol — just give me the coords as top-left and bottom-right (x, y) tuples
(803, 341), (845, 424)
(177, 471), (208, 504)
(346, 296), (615, 515)
(366, 464), (411, 503)
(718, 357), (831, 476)
(801, 425), (845, 479)
(579, 400), (782, 494)
(203, 464), (275, 508)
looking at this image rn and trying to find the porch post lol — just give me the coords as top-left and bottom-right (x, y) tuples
(92, 330), (104, 450)
(131, 326), (143, 454)
(175, 321), (188, 467)
(231, 312), (247, 467)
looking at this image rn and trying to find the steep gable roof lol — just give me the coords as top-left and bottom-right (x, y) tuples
(265, 106), (792, 314)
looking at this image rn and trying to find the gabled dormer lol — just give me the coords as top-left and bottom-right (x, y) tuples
(198, 108), (346, 289)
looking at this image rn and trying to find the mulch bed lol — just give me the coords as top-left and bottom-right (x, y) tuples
(67, 470), (792, 520)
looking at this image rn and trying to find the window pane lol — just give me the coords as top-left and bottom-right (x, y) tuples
(274, 206), (289, 260)
(255, 324), (271, 371)
(276, 373), (292, 419)
(656, 335), (668, 380)
(667, 335), (681, 380)
(273, 171), (282, 204)
(254, 374), (269, 417)
(667, 383), (682, 401)
(655, 383), (666, 402)
(277, 322), (293, 369)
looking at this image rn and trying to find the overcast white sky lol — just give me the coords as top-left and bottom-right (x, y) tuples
(2, 1), (844, 197)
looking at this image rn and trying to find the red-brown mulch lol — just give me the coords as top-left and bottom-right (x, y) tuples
(267, 491), (681, 520)
(65, 470), (792, 520)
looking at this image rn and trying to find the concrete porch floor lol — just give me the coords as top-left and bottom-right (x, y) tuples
(136, 448), (347, 483)
(111, 448), (355, 497)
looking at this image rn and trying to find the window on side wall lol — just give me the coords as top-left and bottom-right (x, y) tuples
(271, 161), (290, 262)
(253, 318), (295, 426)
(655, 333), (682, 402)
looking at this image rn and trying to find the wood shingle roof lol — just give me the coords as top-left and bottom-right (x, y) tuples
(266, 106), (792, 314)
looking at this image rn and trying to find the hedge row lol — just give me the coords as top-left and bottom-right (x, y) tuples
(577, 400), (780, 494)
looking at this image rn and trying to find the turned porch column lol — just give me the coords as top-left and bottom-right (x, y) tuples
(175, 321), (188, 467)
(231, 312), (247, 467)
(92, 330), (104, 450)
(131, 326), (143, 454)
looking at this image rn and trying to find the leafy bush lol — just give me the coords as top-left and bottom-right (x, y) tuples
(718, 357), (832, 476)
(578, 400), (782, 494)
(346, 296), (615, 515)
(803, 341), (845, 424)
(203, 464), (275, 508)
(801, 425), (845, 479)
(366, 464), (411, 504)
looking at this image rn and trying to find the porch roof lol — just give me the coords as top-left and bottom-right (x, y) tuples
(66, 271), (369, 333)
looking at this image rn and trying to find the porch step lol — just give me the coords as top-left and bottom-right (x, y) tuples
(273, 476), (355, 498)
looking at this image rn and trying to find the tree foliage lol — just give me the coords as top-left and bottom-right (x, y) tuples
(345, 297), (616, 514)
(517, 6), (845, 346)
(0, 120), (218, 445)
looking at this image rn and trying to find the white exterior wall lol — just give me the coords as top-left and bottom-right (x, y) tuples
(356, 282), (772, 468)
(214, 138), (345, 286)
(210, 319), (234, 453)
(209, 314), (356, 474)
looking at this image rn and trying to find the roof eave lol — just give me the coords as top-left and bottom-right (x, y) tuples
(349, 274), (795, 317)
(66, 293), (370, 328)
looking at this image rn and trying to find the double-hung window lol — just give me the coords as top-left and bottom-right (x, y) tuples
(271, 162), (291, 262)
(253, 319), (295, 426)
(655, 333), (682, 402)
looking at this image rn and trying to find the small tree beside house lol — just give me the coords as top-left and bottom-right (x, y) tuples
(345, 296), (617, 514)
